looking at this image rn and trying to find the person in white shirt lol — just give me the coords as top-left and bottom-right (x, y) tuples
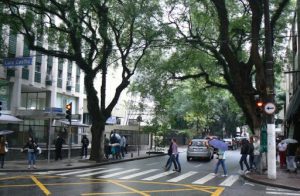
(277, 141), (287, 168)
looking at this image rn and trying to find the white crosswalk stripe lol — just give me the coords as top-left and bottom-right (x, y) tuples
(167, 171), (198, 183)
(192, 173), (215, 185)
(219, 175), (239, 186)
(57, 167), (105, 176)
(119, 169), (159, 180)
(142, 170), (175, 181)
(38, 167), (241, 187)
(98, 169), (140, 179)
(77, 168), (122, 177)
(266, 187), (300, 195)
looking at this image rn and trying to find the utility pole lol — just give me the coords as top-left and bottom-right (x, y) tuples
(264, 0), (276, 180)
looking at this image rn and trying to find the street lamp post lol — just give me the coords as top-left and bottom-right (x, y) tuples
(137, 115), (142, 157)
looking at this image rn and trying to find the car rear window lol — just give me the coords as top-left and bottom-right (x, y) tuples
(191, 141), (206, 146)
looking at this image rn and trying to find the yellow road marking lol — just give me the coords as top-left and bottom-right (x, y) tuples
(211, 187), (225, 196)
(184, 184), (214, 194)
(108, 179), (150, 196)
(83, 177), (219, 189)
(0, 181), (110, 189)
(81, 188), (197, 195)
(82, 191), (135, 195)
(30, 176), (51, 196)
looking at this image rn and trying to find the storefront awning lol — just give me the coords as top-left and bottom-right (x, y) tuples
(0, 114), (23, 124)
(53, 120), (90, 127)
(285, 87), (300, 121)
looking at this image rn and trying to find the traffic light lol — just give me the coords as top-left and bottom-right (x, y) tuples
(256, 99), (264, 113)
(0, 101), (2, 116)
(65, 102), (72, 123)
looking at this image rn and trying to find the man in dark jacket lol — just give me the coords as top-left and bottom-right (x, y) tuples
(81, 135), (89, 159)
(164, 139), (177, 171)
(55, 135), (64, 161)
(239, 139), (250, 174)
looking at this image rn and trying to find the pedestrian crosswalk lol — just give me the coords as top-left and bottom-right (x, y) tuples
(34, 167), (240, 187)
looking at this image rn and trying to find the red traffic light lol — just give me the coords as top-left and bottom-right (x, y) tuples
(256, 101), (263, 107)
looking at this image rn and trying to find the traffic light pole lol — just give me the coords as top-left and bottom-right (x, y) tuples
(264, 0), (276, 180)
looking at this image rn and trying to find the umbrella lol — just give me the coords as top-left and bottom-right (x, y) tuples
(0, 130), (14, 135)
(0, 114), (23, 124)
(208, 139), (228, 151)
(281, 138), (298, 144)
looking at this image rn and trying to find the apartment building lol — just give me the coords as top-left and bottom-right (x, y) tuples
(285, 0), (300, 142)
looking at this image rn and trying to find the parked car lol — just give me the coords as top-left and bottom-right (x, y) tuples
(223, 138), (237, 150)
(187, 139), (214, 161)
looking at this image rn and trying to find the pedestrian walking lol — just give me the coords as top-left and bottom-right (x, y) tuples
(81, 135), (89, 159)
(253, 136), (261, 172)
(120, 135), (126, 158)
(286, 142), (298, 173)
(277, 140), (287, 168)
(166, 138), (181, 172)
(249, 136), (255, 170)
(22, 136), (38, 169)
(239, 139), (250, 174)
(0, 136), (7, 168)
(55, 135), (65, 161)
(164, 139), (177, 171)
(213, 149), (227, 176)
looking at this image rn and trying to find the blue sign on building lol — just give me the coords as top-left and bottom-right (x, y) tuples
(3, 57), (33, 67)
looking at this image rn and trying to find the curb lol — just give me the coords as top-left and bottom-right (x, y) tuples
(242, 174), (300, 191)
(1, 153), (167, 172)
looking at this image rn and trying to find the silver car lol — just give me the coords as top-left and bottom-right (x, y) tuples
(187, 139), (214, 161)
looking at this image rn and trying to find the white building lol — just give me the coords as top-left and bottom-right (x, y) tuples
(0, 27), (152, 149)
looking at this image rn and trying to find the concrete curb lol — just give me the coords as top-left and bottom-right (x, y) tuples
(242, 174), (300, 191)
(1, 153), (167, 172)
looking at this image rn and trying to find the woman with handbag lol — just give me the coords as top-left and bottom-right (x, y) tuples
(0, 136), (7, 168)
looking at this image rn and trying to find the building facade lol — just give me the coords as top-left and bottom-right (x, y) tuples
(285, 0), (300, 142)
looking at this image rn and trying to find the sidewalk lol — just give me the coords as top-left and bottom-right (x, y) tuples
(0, 149), (166, 172)
(243, 167), (300, 191)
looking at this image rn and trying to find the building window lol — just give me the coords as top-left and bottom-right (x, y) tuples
(8, 31), (17, 58)
(35, 52), (42, 83)
(21, 92), (46, 110)
(57, 58), (64, 88)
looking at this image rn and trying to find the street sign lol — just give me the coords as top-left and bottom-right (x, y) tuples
(264, 102), (276, 114)
(3, 57), (33, 67)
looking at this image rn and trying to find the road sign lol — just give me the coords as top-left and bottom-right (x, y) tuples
(3, 57), (33, 67)
(264, 102), (276, 114)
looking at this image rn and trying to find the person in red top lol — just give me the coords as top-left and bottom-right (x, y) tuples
(277, 141), (287, 168)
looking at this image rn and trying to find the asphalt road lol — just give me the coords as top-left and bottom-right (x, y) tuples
(0, 149), (299, 196)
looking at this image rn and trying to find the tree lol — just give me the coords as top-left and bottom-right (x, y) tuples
(133, 0), (292, 135)
(0, 0), (162, 161)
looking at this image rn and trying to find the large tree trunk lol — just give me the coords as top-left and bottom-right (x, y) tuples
(84, 73), (105, 161)
(90, 122), (105, 162)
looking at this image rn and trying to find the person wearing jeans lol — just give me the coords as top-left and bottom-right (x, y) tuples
(22, 136), (37, 169)
(166, 138), (181, 172)
(214, 150), (227, 176)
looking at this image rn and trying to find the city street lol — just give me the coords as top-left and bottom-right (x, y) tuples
(0, 150), (299, 196)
